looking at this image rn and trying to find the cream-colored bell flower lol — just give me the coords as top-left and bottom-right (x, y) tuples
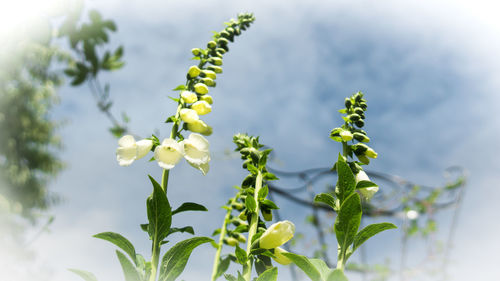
(200, 95), (213, 104)
(272, 247), (292, 265)
(340, 130), (353, 142)
(259, 220), (295, 249)
(116, 135), (153, 166)
(180, 108), (199, 123)
(154, 138), (184, 170)
(181, 133), (210, 164)
(187, 119), (213, 136)
(355, 170), (379, 200)
(180, 91), (198, 104)
(194, 83), (209, 94)
(191, 101), (212, 115)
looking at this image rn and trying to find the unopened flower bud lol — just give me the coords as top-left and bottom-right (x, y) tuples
(180, 91), (197, 104)
(354, 92), (363, 102)
(187, 65), (201, 78)
(259, 221), (295, 249)
(357, 154), (370, 164)
(201, 70), (217, 79)
(272, 247), (292, 265)
(354, 107), (364, 115)
(234, 27), (241, 35)
(209, 57), (223, 66)
(344, 98), (352, 108)
(359, 102), (367, 110)
(200, 95), (213, 104)
(353, 132), (370, 143)
(365, 147), (378, 159)
(179, 108), (199, 123)
(238, 210), (247, 220)
(191, 48), (201, 56)
(194, 83), (209, 94)
(231, 202), (245, 211)
(262, 209), (273, 221)
(201, 78), (216, 87)
(224, 237), (239, 247)
(348, 114), (361, 122)
(207, 41), (217, 49)
(227, 27), (235, 34)
(187, 119), (212, 136)
(220, 30), (230, 39)
(217, 37), (229, 46)
(355, 120), (365, 128)
(207, 65), (223, 73)
(237, 233), (247, 243)
(191, 101), (212, 115)
(216, 47), (226, 54)
(340, 130), (353, 142)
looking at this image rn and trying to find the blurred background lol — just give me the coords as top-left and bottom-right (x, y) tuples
(1, 0), (499, 280)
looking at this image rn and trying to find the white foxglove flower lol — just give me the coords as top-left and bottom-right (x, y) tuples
(191, 101), (212, 115)
(355, 170), (379, 200)
(181, 91), (198, 103)
(154, 138), (184, 170)
(272, 247), (292, 265)
(181, 133), (211, 175)
(116, 135), (153, 166)
(259, 220), (295, 249)
(180, 108), (199, 123)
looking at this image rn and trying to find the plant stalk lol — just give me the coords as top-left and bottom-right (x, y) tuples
(210, 207), (233, 281)
(243, 171), (263, 281)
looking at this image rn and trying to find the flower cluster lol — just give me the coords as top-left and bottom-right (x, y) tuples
(116, 133), (210, 175)
(330, 91), (379, 199)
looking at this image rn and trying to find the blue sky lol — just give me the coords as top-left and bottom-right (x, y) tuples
(3, 0), (500, 280)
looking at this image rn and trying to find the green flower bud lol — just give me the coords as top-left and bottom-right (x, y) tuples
(365, 147), (378, 159)
(217, 37), (229, 46)
(355, 120), (365, 128)
(231, 202), (245, 211)
(180, 91), (198, 104)
(238, 210), (247, 220)
(344, 98), (352, 108)
(220, 30), (230, 39)
(348, 114), (361, 122)
(215, 47), (226, 54)
(194, 83), (209, 94)
(354, 107), (364, 115)
(340, 130), (353, 142)
(201, 77), (216, 87)
(272, 247), (292, 265)
(201, 70), (217, 79)
(262, 209), (273, 221)
(354, 92), (363, 102)
(191, 101), (212, 115)
(224, 237), (239, 247)
(357, 154), (370, 165)
(259, 221), (295, 249)
(207, 65), (223, 73)
(227, 27), (235, 34)
(187, 65), (201, 78)
(200, 95), (213, 104)
(237, 233), (247, 243)
(187, 119), (212, 136)
(209, 57), (223, 66)
(207, 41), (217, 49)
(353, 132), (370, 143)
(179, 108), (199, 123)
(359, 102), (367, 110)
(191, 48), (201, 56)
(234, 27), (241, 35)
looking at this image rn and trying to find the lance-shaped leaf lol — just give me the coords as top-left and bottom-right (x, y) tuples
(116, 250), (141, 281)
(326, 269), (348, 281)
(356, 180), (378, 190)
(310, 259), (332, 281)
(352, 222), (397, 252)
(93, 232), (137, 265)
(215, 256), (232, 280)
(171, 202), (207, 215)
(255, 267), (278, 281)
(282, 252), (321, 281)
(158, 236), (213, 281)
(147, 175), (172, 241)
(166, 226), (195, 237)
(336, 154), (356, 202)
(68, 269), (98, 281)
(334, 193), (362, 251)
(314, 193), (336, 211)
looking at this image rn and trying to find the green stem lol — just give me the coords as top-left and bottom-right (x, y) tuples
(211, 207), (232, 281)
(336, 141), (349, 272)
(243, 171), (263, 281)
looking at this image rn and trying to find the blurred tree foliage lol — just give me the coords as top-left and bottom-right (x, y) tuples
(0, 0), (124, 221)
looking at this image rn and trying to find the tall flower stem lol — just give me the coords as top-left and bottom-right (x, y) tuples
(243, 171), (263, 281)
(211, 206), (233, 281)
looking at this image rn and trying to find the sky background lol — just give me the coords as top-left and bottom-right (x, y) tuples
(2, 0), (500, 280)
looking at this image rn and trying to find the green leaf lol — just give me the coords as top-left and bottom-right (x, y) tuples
(326, 269), (348, 281)
(147, 175), (172, 241)
(172, 84), (187, 91)
(356, 180), (378, 189)
(261, 199), (279, 210)
(158, 237), (213, 281)
(336, 153), (356, 202)
(309, 259), (332, 281)
(166, 226), (195, 236)
(215, 256), (232, 279)
(314, 193), (336, 210)
(68, 269), (98, 281)
(246, 163), (259, 175)
(255, 267), (278, 281)
(352, 223), (397, 252)
(224, 274), (238, 281)
(334, 193), (362, 251)
(116, 250), (141, 281)
(245, 195), (256, 213)
(258, 185), (269, 200)
(263, 172), (278, 181)
(235, 245), (247, 264)
(282, 252), (321, 281)
(93, 232), (137, 265)
(165, 116), (177, 123)
(171, 202), (208, 215)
